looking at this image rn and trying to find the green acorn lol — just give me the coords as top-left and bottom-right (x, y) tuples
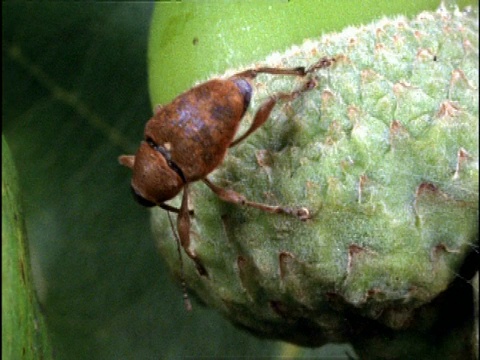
(151, 5), (478, 352)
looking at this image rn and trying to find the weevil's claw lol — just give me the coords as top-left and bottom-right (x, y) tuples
(305, 78), (318, 91)
(296, 207), (311, 221)
(281, 207), (311, 221)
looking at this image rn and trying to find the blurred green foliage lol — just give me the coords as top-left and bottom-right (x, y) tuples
(3, 136), (53, 359)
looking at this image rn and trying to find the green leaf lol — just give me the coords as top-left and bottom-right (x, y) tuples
(2, 136), (53, 359)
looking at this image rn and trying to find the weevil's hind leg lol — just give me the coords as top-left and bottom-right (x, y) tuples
(230, 78), (317, 148)
(232, 56), (336, 81)
(203, 178), (310, 221)
(233, 66), (306, 80)
(177, 185), (208, 276)
(304, 56), (337, 74)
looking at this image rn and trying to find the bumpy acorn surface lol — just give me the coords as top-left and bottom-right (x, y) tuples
(151, 6), (478, 347)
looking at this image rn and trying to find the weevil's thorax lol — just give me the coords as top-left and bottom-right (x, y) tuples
(145, 78), (252, 182)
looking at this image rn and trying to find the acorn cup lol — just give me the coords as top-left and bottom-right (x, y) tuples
(151, 6), (478, 357)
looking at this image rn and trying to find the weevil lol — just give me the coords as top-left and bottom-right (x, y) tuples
(119, 56), (335, 307)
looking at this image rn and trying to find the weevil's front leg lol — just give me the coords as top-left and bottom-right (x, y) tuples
(203, 178), (310, 221)
(159, 203), (182, 213)
(229, 78), (317, 148)
(177, 185), (208, 276)
(159, 202), (194, 216)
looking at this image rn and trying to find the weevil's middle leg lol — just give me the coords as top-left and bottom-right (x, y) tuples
(177, 184), (208, 276)
(203, 178), (310, 221)
(230, 56), (336, 147)
(230, 78), (317, 148)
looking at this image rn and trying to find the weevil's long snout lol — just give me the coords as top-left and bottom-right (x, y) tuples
(118, 154), (135, 168)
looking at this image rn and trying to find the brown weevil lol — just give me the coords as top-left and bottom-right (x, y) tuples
(119, 56), (335, 308)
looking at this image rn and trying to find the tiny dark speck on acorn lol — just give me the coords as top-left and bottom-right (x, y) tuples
(193, 37), (199, 46)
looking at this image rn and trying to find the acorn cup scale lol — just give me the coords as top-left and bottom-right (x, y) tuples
(150, 6), (478, 348)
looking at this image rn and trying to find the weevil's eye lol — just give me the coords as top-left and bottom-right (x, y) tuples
(130, 186), (156, 207)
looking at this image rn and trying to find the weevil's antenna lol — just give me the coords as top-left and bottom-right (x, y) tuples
(167, 210), (192, 311)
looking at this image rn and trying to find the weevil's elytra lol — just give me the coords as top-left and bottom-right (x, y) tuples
(144, 79), (249, 183)
(118, 56), (336, 308)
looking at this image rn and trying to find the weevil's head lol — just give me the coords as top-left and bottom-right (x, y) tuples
(118, 141), (184, 207)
